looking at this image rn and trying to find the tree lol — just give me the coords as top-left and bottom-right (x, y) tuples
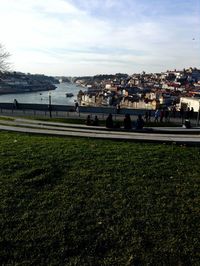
(0, 44), (10, 72)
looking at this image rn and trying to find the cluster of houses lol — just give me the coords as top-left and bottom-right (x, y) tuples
(0, 71), (59, 94)
(76, 68), (200, 111)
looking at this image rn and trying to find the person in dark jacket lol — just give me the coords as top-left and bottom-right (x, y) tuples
(136, 114), (144, 130)
(123, 114), (132, 130)
(106, 113), (113, 128)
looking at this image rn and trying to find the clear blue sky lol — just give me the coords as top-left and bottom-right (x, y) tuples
(0, 0), (199, 76)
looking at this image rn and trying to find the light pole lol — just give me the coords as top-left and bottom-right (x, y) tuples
(48, 92), (52, 118)
(196, 99), (200, 126)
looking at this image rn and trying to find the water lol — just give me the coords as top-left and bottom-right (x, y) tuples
(0, 83), (83, 105)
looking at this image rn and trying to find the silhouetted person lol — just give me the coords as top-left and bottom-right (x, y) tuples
(144, 111), (148, 122)
(186, 107), (190, 119)
(74, 101), (79, 112)
(154, 109), (159, 122)
(160, 109), (164, 122)
(164, 109), (169, 122)
(172, 106), (176, 118)
(13, 99), (18, 109)
(179, 106), (184, 122)
(106, 113), (113, 128)
(86, 115), (92, 125)
(123, 114), (132, 130)
(136, 114), (144, 130)
(148, 110), (151, 121)
(93, 115), (99, 126)
(190, 107), (194, 119)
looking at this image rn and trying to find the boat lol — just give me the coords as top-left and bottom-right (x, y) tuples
(66, 93), (74, 97)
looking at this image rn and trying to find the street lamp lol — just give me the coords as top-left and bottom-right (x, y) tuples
(48, 92), (52, 118)
(196, 99), (200, 126)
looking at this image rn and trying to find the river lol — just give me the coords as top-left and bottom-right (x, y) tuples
(0, 83), (83, 105)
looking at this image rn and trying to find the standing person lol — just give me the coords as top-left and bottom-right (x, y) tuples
(13, 99), (18, 109)
(123, 114), (132, 130)
(186, 107), (190, 119)
(148, 110), (151, 122)
(179, 106), (184, 123)
(190, 107), (194, 119)
(154, 109), (159, 122)
(164, 108), (169, 122)
(106, 113), (113, 128)
(74, 101), (79, 112)
(144, 111), (148, 123)
(172, 106), (176, 118)
(160, 109), (164, 122)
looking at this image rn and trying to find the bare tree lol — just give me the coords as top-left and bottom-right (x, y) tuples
(0, 44), (10, 72)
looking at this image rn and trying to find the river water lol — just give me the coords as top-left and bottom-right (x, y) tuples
(0, 83), (83, 105)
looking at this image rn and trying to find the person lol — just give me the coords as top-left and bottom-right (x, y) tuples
(74, 101), (79, 112)
(164, 109), (169, 122)
(123, 114), (132, 130)
(86, 115), (92, 126)
(160, 109), (164, 122)
(106, 113), (113, 128)
(186, 107), (190, 119)
(172, 106), (176, 118)
(144, 111), (148, 123)
(190, 107), (194, 119)
(179, 106), (184, 123)
(148, 110), (151, 121)
(93, 115), (99, 126)
(136, 114), (144, 130)
(13, 99), (18, 109)
(116, 104), (121, 114)
(154, 109), (159, 122)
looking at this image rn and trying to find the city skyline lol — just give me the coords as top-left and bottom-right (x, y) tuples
(1, 0), (200, 76)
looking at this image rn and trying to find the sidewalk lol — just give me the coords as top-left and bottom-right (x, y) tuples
(0, 116), (200, 145)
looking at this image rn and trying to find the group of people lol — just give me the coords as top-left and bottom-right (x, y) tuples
(86, 113), (145, 130)
(85, 115), (99, 126)
(106, 113), (145, 130)
(152, 106), (195, 123)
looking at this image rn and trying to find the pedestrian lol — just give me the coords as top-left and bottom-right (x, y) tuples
(154, 109), (159, 122)
(190, 107), (194, 119)
(148, 110), (151, 121)
(74, 101), (79, 112)
(164, 109), (169, 122)
(160, 109), (164, 122)
(172, 106), (176, 118)
(179, 106), (184, 122)
(144, 111), (148, 123)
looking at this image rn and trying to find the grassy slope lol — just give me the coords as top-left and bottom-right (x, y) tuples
(0, 132), (200, 265)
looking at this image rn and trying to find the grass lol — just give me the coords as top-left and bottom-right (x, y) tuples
(0, 132), (200, 265)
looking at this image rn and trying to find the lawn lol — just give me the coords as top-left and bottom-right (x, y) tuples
(0, 131), (200, 265)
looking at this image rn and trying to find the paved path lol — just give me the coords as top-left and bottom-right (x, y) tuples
(0, 116), (200, 145)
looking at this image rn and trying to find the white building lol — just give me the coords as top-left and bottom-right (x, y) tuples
(180, 97), (200, 112)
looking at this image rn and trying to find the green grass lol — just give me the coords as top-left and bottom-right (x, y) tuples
(0, 116), (14, 121)
(0, 132), (200, 265)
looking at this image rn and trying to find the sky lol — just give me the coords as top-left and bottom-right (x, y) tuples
(0, 0), (200, 76)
